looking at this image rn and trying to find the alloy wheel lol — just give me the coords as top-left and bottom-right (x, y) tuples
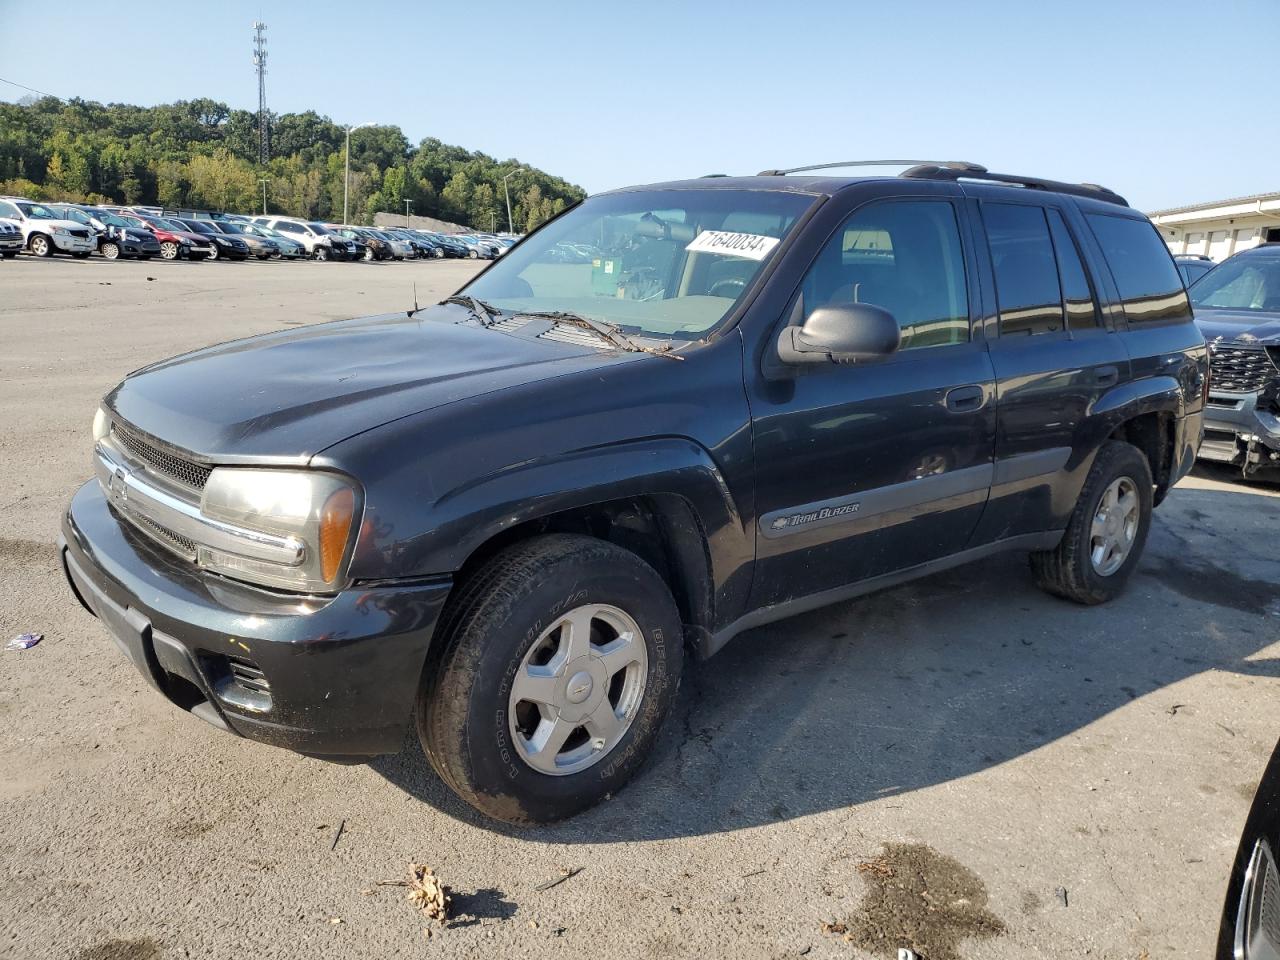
(1089, 476), (1139, 576)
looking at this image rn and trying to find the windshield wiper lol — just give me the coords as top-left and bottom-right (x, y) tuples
(439, 295), (503, 325)
(516, 310), (685, 360)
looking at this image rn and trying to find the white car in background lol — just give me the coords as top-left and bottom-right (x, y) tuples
(0, 197), (97, 258)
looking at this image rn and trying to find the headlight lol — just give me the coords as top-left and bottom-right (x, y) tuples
(212, 236), (229, 246)
(92, 407), (110, 443)
(52, 227), (70, 236)
(198, 469), (360, 592)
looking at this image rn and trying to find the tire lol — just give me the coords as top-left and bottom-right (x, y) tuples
(434, 248), (444, 259)
(160, 242), (179, 260)
(418, 534), (683, 824)
(468, 248), (478, 259)
(314, 245), (329, 262)
(257, 253), (271, 261)
(101, 241), (120, 260)
(139, 254), (152, 261)
(364, 247), (375, 262)
(29, 234), (53, 257)
(2, 252), (16, 259)
(1030, 441), (1153, 605)
(205, 245), (219, 262)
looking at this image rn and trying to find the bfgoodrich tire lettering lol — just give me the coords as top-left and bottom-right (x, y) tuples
(1030, 440), (1153, 605)
(417, 534), (683, 824)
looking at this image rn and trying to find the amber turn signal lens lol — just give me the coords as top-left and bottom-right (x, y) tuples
(318, 487), (356, 584)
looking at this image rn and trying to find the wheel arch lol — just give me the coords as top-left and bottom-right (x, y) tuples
(1090, 376), (1182, 505)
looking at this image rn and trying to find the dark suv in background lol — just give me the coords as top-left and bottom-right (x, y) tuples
(61, 160), (1206, 824)
(1190, 243), (1280, 476)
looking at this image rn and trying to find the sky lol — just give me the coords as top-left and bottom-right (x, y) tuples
(1, 0), (1275, 212)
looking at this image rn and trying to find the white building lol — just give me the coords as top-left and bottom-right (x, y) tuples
(1147, 192), (1280, 262)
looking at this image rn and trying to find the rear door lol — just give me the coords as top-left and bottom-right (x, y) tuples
(965, 190), (1131, 543)
(746, 191), (997, 608)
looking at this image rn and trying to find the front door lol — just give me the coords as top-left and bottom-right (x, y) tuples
(747, 196), (997, 609)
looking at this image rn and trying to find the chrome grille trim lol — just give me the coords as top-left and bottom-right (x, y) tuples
(1209, 344), (1280, 394)
(110, 420), (212, 490)
(131, 512), (198, 560)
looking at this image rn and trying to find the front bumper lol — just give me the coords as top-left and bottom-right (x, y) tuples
(53, 233), (96, 253)
(0, 236), (21, 252)
(1200, 391), (1280, 472)
(61, 480), (452, 756)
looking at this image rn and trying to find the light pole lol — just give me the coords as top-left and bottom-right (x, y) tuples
(501, 167), (520, 234)
(258, 178), (270, 215)
(343, 121), (375, 225)
(404, 199), (412, 227)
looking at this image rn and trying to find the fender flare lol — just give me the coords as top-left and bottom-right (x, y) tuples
(1088, 374), (1185, 425)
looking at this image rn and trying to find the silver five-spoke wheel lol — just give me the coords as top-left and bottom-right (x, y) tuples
(1090, 476), (1139, 576)
(509, 603), (647, 776)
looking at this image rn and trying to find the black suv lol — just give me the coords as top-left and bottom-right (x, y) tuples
(1188, 243), (1280, 476)
(60, 161), (1207, 824)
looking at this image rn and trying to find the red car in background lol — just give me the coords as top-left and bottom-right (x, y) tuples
(109, 210), (216, 261)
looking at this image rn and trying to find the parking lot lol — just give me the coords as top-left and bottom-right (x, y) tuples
(2, 256), (1279, 959)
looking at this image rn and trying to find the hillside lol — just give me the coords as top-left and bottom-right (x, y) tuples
(0, 97), (585, 229)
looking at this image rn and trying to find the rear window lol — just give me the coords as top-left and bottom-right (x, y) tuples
(1086, 214), (1191, 324)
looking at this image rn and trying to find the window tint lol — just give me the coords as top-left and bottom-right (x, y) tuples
(799, 199), (969, 350)
(275, 221), (301, 234)
(0, 201), (21, 219)
(984, 203), (1063, 336)
(1046, 209), (1100, 328)
(1086, 214), (1191, 324)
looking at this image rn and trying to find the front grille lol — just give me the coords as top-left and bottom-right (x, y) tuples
(132, 512), (198, 559)
(111, 421), (212, 490)
(1209, 344), (1279, 393)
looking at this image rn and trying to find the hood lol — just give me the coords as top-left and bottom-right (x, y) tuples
(105, 309), (631, 461)
(36, 218), (91, 232)
(1194, 308), (1280, 345)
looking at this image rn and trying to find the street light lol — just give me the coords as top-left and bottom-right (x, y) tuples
(343, 121), (375, 225)
(258, 178), (271, 216)
(404, 199), (412, 227)
(501, 167), (521, 234)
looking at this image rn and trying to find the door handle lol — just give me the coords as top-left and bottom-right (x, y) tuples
(1094, 365), (1120, 387)
(945, 385), (985, 412)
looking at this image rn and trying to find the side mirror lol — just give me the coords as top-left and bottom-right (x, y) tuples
(776, 302), (901, 365)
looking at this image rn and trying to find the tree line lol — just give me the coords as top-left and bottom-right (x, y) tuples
(0, 96), (586, 231)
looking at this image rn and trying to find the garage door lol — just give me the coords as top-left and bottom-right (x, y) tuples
(1208, 230), (1231, 261)
(1184, 232), (1205, 255)
(1234, 227), (1260, 254)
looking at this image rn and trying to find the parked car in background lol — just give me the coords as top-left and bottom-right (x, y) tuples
(1189, 243), (1280, 477)
(329, 226), (387, 261)
(1175, 254), (1215, 287)
(170, 218), (250, 261)
(0, 197), (96, 258)
(454, 234), (499, 259)
(61, 163), (1206, 824)
(114, 213), (215, 261)
(50, 205), (161, 260)
(237, 222), (306, 259)
(256, 218), (356, 260)
(0, 217), (22, 258)
(209, 220), (276, 260)
(378, 228), (425, 259)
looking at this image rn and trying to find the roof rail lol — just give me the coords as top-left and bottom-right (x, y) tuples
(756, 160), (986, 177)
(900, 164), (1128, 207)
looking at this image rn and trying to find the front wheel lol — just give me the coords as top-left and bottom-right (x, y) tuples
(418, 534), (683, 824)
(205, 245), (219, 261)
(29, 234), (53, 257)
(1030, 441), (1153, 605)
(313, 245), (329, 262)
(101, 241), (120, 260)
(160, 242), (179, 260)
(468, 248), (478, 259)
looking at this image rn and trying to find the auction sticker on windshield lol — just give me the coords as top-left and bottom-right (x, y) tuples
(685, 230), (780, 261)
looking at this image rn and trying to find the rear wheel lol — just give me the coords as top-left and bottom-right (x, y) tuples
(29, 234), (52, 257)
(418, 534), (683, 824)
(1031, 441), (1153, 605)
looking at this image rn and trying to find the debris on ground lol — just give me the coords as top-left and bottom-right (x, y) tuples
(6, 633), (42, 651)
(1055, 886), (1069, 908)
(898, 949), (919, 960)
(406, 863), (452, 926)
(146, 276), (156, 281)
(825, 843), (1005, 960)
(330, 819), (346, 851)
(1167, 704), (1186, 716)
(535, 866), (583, 892)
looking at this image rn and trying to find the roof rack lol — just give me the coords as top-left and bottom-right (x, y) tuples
(754, 160), (1128, 208)
(756, 160), (986, 177)
(900, 164), (1128, 207)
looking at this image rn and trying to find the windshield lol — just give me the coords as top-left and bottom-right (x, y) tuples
(17, 202), (58, 220)
(145, 217), (182, 232)
(184, 220), (217, 235)
(1189, 255), (1280, 312)
(91, 210), (131, 228)
(462, 188), (815, 338)
(308, 223), (335, 236)
(216, 222), (246, 235)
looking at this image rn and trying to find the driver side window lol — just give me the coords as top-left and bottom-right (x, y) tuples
(799, 199), (970, 351)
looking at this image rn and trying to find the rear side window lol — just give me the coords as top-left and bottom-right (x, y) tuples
(1046, 209), (1100, 328)
(1086, 214), (1191, 324)
(984, 203), (1063, 336)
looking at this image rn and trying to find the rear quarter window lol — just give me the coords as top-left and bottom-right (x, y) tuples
(1086, 214), (1192, 324)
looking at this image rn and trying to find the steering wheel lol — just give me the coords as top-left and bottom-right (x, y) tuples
(708, 277), (747, 298)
